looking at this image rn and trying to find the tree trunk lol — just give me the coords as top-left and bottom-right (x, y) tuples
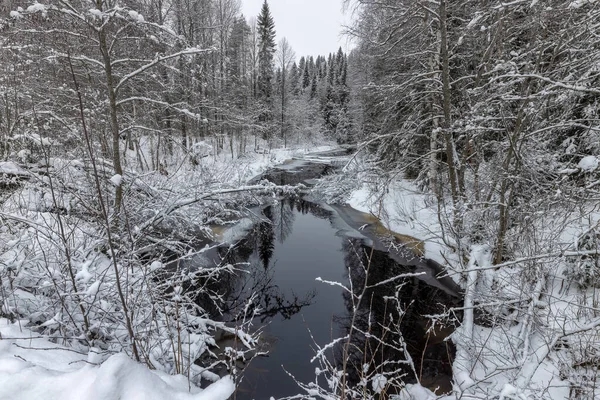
(439, 0), (461, 228)
(98, 26), (123, 212)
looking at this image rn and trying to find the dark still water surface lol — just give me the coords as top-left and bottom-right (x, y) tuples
(221, 199), (347, 399)
(209, 197), (459, 400)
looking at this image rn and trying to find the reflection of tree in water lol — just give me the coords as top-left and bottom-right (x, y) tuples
(272, 199), (296, 244)
(212, 206), (315, 324)
(258, 207), (275, 269)
(336, 238), (459, 393)
(294, 197), (332, 219)
(224, 256), (315, 324)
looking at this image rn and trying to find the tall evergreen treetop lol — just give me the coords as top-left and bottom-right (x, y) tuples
(257, 0), (276, 103)
(302, 62), (311, 89)
(298, 56), (306, 73)
(328, 56), (335, 85)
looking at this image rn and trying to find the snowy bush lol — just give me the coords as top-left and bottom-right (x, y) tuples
(565, 228), (600, 288)
(190, 141), (214, 166)
(0, 156), (276, 389)
(312, 170), (360, 204)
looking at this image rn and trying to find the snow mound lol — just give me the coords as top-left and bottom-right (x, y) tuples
(396, 384), (439, 399)
(26, 2), (46, 13)
(110, 174), (123, 186)
(0, 161), (28, 176)
(578, 155), (599, 172)
(0, 319), (235, 400)
(128, 10), (145, 23)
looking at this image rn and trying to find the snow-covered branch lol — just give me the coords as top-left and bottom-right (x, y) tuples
(114, 47), (215, 93)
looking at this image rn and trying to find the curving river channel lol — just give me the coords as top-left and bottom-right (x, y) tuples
(199, 151), (462, 399)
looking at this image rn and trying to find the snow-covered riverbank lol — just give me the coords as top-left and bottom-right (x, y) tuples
(346, 179), (458, 268)
(0, 144), (339, 400)
(333, 168), (600, 400)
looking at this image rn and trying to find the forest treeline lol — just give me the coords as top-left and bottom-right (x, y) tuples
(0, 0), (351, 173)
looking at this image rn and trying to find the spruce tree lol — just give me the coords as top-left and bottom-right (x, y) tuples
(335, 47), (344, 85)
(328, 56), (335, 86)
(310, 74), (318, 99)
(298, 56), (306, 76)
(257, 0), (276, 108)
(290, 62), (299, 96)
(340, 55), (348, 86)
(308, 56), (315, 73)
(302, 62), (311, 90)
(227, 17), (251, 93)
(319, 60), (326, 79)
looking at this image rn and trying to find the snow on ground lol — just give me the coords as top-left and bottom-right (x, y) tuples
(0, 142), (337, 400)
(347, 179), (458, 267)
(341, 169), (600, 399)
(0, 161), (28, 176)
(226, 144), (338, 184)
(132, 134), (335, 187)
(0, 319), (235, 400)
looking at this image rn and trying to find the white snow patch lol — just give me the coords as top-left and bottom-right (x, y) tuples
(110, 174), (123, 186)
(396, 384), (438, 399)
(85, 280), (101, 297)
(466, 12), (483, 29)
(88, 8), (104, 18)
(26, 3), (46, 13)
(150, 261), (163, 271)
(128, 10), (145, 22)
(371, 374), (387, 394)
(569, 0), (595, 8)
(578, 155), (598, 172)
(347, 179), (459, 268)
(218, 217), (255, 244)
(0, 319), (236, 400)
(0, 161), (28, 176)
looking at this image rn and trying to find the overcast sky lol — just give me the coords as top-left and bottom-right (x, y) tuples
(240, 0), (351, 60)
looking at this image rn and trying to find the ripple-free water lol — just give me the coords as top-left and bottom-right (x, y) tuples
(212, 197), (458, 399)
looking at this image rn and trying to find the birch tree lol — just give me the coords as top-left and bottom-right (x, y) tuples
(276, 37), (295, 147)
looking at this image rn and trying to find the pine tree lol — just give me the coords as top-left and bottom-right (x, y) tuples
(302, 62), (311, 90)
(257, 0), (276, 109)
(290, 62), (299, 96)
(310, 74), (318, 99)
(335, 47), (344, 85)
(328, 56), (335, 86)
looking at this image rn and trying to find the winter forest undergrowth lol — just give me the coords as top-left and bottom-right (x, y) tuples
(1, 0), (600, 399)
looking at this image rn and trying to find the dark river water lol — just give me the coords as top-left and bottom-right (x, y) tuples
(198, 157), (461, 399)
(226, 199), (350, 399)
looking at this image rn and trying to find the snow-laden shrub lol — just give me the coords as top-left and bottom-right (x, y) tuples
(565, 228), (600, 288)
(0, 156), (268, 386)
(189, 141), (214, 166)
